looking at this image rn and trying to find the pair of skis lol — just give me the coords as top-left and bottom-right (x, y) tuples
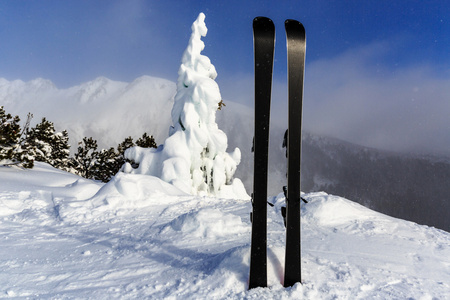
(249, 17), (306, 289)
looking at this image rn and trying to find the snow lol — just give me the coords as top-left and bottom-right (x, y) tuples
(1, 162), (449, 299)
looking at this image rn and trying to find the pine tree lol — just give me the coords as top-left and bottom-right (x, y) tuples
(0, 106), (20, 162)
(136, 133), (157, 149)
(51, 130), (71, 170)
(73, 137), (98, 179)
(117, 136), (135, 156)
(72, 134), (157, 182)
(26, 117), (54, 163)
(120, 13), (245, 198)
(164, 12), (241, 195)
(93, 147), (121, 182)
(0, 106), (34, 168)
(25, 117), (70, 170)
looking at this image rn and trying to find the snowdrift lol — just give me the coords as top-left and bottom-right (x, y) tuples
(0, 163), (449, 299)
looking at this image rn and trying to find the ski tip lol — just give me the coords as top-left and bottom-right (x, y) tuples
(253, 17), (275, 35)
(285, 19), (305, 31)
(253, 16), (274, 26)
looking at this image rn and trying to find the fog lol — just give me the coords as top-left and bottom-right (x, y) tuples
(303, 41), (450, 156)
(220, 40), (450, 157)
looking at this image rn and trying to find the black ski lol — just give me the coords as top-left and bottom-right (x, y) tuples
(284, 19), (306, 287)
(249, 16), (275, 290)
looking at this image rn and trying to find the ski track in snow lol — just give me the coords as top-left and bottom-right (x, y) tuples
(0, 163), (449, 299)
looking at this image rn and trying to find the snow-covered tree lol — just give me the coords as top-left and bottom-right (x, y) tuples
(92, 147), (121, 182)
(123, 13), (248, 199)
(73, 137), (99, 179)
(25, 117), (71, 170)
(0, 106), (34, 168)
(51, 130), (71, 170)
(0, 106), (20, 161)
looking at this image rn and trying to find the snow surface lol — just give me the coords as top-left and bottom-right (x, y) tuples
(1, 162), (449, 299)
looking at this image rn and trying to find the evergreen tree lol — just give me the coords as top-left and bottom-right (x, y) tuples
(73, 137), (98, 179)
(126, 13), (243, 196)
(136, 133), (157, 149)
(117, 136), (135, 156)
(51, 130), (71, 170)
(0, 106), (34, 168)
(0, 106), (21, 162)
(93, 147), (121, 182)
(26, 118), (55, 162)
(25, 118), (70, 170)
(72, 133), (157, 182)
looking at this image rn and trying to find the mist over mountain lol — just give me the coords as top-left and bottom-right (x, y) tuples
(1, 76), (449, 231)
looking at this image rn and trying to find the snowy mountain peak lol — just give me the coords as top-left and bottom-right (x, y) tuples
(0, 77), (56, 106)
(72, 76), (127, 104)
(1, 75), (176, 150)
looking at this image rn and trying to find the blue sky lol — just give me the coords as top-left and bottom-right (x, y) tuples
(0, 0), (449, 155)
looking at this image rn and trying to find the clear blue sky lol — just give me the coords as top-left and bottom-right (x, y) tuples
(1, 0), (449, 155)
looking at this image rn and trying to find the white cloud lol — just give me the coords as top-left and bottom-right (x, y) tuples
(301, 41), (450, 156)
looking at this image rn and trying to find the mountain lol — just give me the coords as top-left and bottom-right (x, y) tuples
(301, 133), (450, 232)
(0, 162), (449, 298)
(1, 76), (449, 231)
(0, 76), (175, 150)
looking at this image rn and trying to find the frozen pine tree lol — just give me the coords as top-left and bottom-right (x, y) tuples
(123, 13), (248, 199)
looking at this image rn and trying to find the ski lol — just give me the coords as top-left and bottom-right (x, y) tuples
(249, 16), (275, 290)
(284, 19), (306, 287)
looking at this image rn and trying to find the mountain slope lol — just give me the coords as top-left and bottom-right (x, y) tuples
(302, 133), (450, 231)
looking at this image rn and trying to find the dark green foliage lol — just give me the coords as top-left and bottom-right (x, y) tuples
(2, 104), (157, 182)
(92, 147), (122, 183)
(73, 137), (99, 179)
(0, 106), (21, 160)
(136, 133), (157, 149)
(0, 106), (34, 168)
(72, 133), (157, 183)
(52, 130), (71, 170)
(117, 136), (135, 156)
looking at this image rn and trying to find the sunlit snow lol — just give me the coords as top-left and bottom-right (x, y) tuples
(0, 162), (449, 298)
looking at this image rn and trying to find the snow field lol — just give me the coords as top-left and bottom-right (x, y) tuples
(0, 162), (449, 299)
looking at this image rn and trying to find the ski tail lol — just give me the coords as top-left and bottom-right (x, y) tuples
(249, 16), (275, 290)
(284, 19), (306, 288)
